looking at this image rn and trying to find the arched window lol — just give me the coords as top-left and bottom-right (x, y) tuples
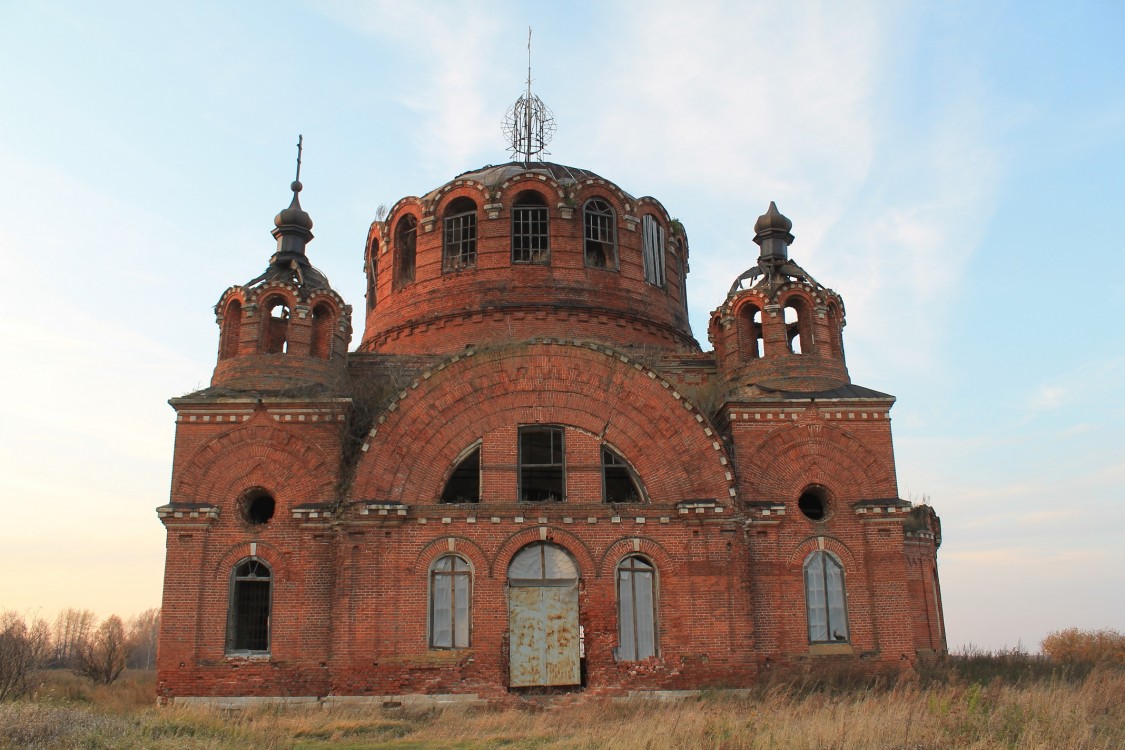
(784, 297), (812, 355)
(519, 426), (565, 502)
(738, 303), (764, 360)
(508, 543), (579, 584)
(583, 198), (616, 269)
(641, 214), (666, 287)
(263, 297), (290, 354)
(441, 442), (481, 503)
(804, 551), (848, 643)
(827, 302), (844, 357)
(443, 197), (477, 272)
(512, 191), (549, 264)
(227, 559), (271, 653)
(395, 215), (417, 288)
(310, 302), (334, 359)
(366, 239), (378, 311)
(602, 446), (643, 503)
(220, 300), (241, 360)
(617, 556), (657, 660)
(430, 555), (471, 649)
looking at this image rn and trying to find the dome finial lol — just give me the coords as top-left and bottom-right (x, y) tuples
(753, 201), (794, 265)
(291, 133), (304, 194)
(502, 27), (556, 165)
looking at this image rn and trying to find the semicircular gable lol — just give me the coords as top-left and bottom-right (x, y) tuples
(351, 341), (734, 506)
(741, 422), (895, 502)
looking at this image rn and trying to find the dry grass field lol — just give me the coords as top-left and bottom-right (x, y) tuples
(2, 656), (1124, 749)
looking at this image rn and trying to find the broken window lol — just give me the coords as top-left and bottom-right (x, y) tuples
(519, 426), (565, 502)
(441, 442), (481, 503)
(804, 551), (848, 643)
(583, 199), (616, 269)
(263, 297), (290, 354)
(512, 191), (549, 264)
(784, 297), (812, 355)
(430, 555), (471, 649)
(602, 446), (643, 503)
(617, 556), (657, 660)
(367, 238), (378, 310)
(395, 215), (417, 288)
(310, 302), (334, 359)
(220, 300), (241, 360)
(443, 197), (477, 272)
(739, 303), (765, 360)
(227, 559), (271, 653)
(641, 214), (666, 287)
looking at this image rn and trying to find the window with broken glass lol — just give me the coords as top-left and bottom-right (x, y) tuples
(512, 192), (549, 264)
(583, 199), (617, 269)
(642, 214), (666, 287)
(395, 214), (417, 288)
(443, 198), (477, 271)
(518, 426), (565, 502)
(804, 550), (849, 643)
(227, 559), (271, 654)
(617, 556), (657, 660)
(430, 555), (471, 649)
(602, 446), (643, 503)
(441, 442), (481, 503)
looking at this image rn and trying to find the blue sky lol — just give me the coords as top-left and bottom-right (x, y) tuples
(1, 1), (1122, 650)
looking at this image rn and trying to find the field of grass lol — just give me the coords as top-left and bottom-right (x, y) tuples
(2, 657), (1124, 749)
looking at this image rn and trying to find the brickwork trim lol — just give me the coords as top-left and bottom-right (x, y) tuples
(786, 535), (857, 571)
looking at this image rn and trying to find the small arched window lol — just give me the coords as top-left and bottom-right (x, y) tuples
(220, 300), (242, 360)
(227, 558), (271, 653)
(441, 442), (481, 503)
(583, 198), (617, 269)
(641, 214), (666, 287)
(263, 297), (290, 354)
(395, 215), (417, 288)
(443, 197), (477, 272)
(804, 551), (848, 644)
(310, 302), (334, 359)
(617, 556), (657, 660)
(512, 191), (549, 264)
(602, 446), (643, 503)
(738, 303), (764, 360)
(430, 555), (471, 649)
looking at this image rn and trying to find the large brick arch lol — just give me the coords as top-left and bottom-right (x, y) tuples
(740, 421), (896, 502)
(351, 341), (734, 506)
(173, 422), (336, 505)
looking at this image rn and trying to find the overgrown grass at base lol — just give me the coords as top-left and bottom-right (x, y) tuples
(3, 653), (1124, 749)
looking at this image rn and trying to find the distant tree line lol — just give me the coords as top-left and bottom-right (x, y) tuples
(0, 608), (159, 699)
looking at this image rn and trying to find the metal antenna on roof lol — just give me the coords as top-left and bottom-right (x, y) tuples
(502, 27), (555, 165)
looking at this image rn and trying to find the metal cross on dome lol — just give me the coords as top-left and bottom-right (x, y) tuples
(502, 28), (556, 165)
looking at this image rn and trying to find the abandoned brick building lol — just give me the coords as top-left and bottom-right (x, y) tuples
(156, 149), (945, 701)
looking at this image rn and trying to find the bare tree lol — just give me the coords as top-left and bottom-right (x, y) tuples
(0, 611), (50, 700)
(52, 608), (95, 668)
(126, 608), (160, 670)
(77, 616), (129, 685)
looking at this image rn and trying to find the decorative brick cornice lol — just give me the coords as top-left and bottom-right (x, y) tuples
(744, 501), (787, 524)
(853, 498), (911, 520)
(157, 502), (219, 527)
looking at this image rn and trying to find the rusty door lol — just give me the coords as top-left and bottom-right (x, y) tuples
(508, 582), (580, 687)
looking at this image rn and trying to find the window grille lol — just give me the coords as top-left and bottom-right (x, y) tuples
(602, 446), (643, 503)
(518, 426), (565, 502)
(443, 199), (477, 271)
(584, 199), (616, 269)
(512, 194), (549, 264)
(430, 555), (471, 649)
(227, 559), (271, 653)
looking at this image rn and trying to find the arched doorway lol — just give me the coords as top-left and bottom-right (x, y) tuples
(507, 542), (580, 687)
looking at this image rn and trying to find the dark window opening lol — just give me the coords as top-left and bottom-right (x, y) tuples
(641, 214), (666, 287)
(395, 215), (417, 288)
(512, 191), (549, 264)
(603, 446), (643, 503)
(798, 486), (828, 521)
(242, 489), (276, 525)
(805, 551), (848, 643)
(443, 198), (477, 272)
(584, 199), (616, 269)
(366, 239), (378, 310)
(519, 426), (565, 502)
(228, 559), (271, 653)
(441, 444), (481, 503)
(430, 555), (471, 649)
(617, 556), (657, 660)
(264, 298), (290, 354)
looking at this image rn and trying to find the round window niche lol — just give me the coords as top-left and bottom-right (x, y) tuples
(798, 486), (830, 522)
(240, 489), (276, 525)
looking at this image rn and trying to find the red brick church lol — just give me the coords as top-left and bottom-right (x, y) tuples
(156, 137), (945, 701)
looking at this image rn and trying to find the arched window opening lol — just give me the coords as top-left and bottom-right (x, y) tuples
(310, 303), (334, 359)
(430, 555), (471, 649)
(441, 442), (481, 503)
(366, 239), (378, 311)
(798, 485), (829, 521)
(617, 556), (657, 660)
(827, 303), (844, 357)
(227, 559), (271, 653)
(264, 297), (290, 354)
(641, 214), (666, 287)
(443, 197), (477, 272)
(395, 215), (417, 288)
(583, 198), (616, 269)
(804, 551), (848, 643)
(519, 426), (565, 502)
(220, 300), (242, 360)
(784, 298), (813, 355)
(512, 191), (549, 264)
(602, 446), (643, 503)
(508, 543), (578, 584)
(738, 303), (764, 360)
(240, 488), (276, 525)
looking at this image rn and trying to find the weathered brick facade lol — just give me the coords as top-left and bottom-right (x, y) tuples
(157, 162), (945, 702)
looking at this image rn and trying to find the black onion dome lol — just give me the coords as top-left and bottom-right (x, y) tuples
(753, 201), (792, 235)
